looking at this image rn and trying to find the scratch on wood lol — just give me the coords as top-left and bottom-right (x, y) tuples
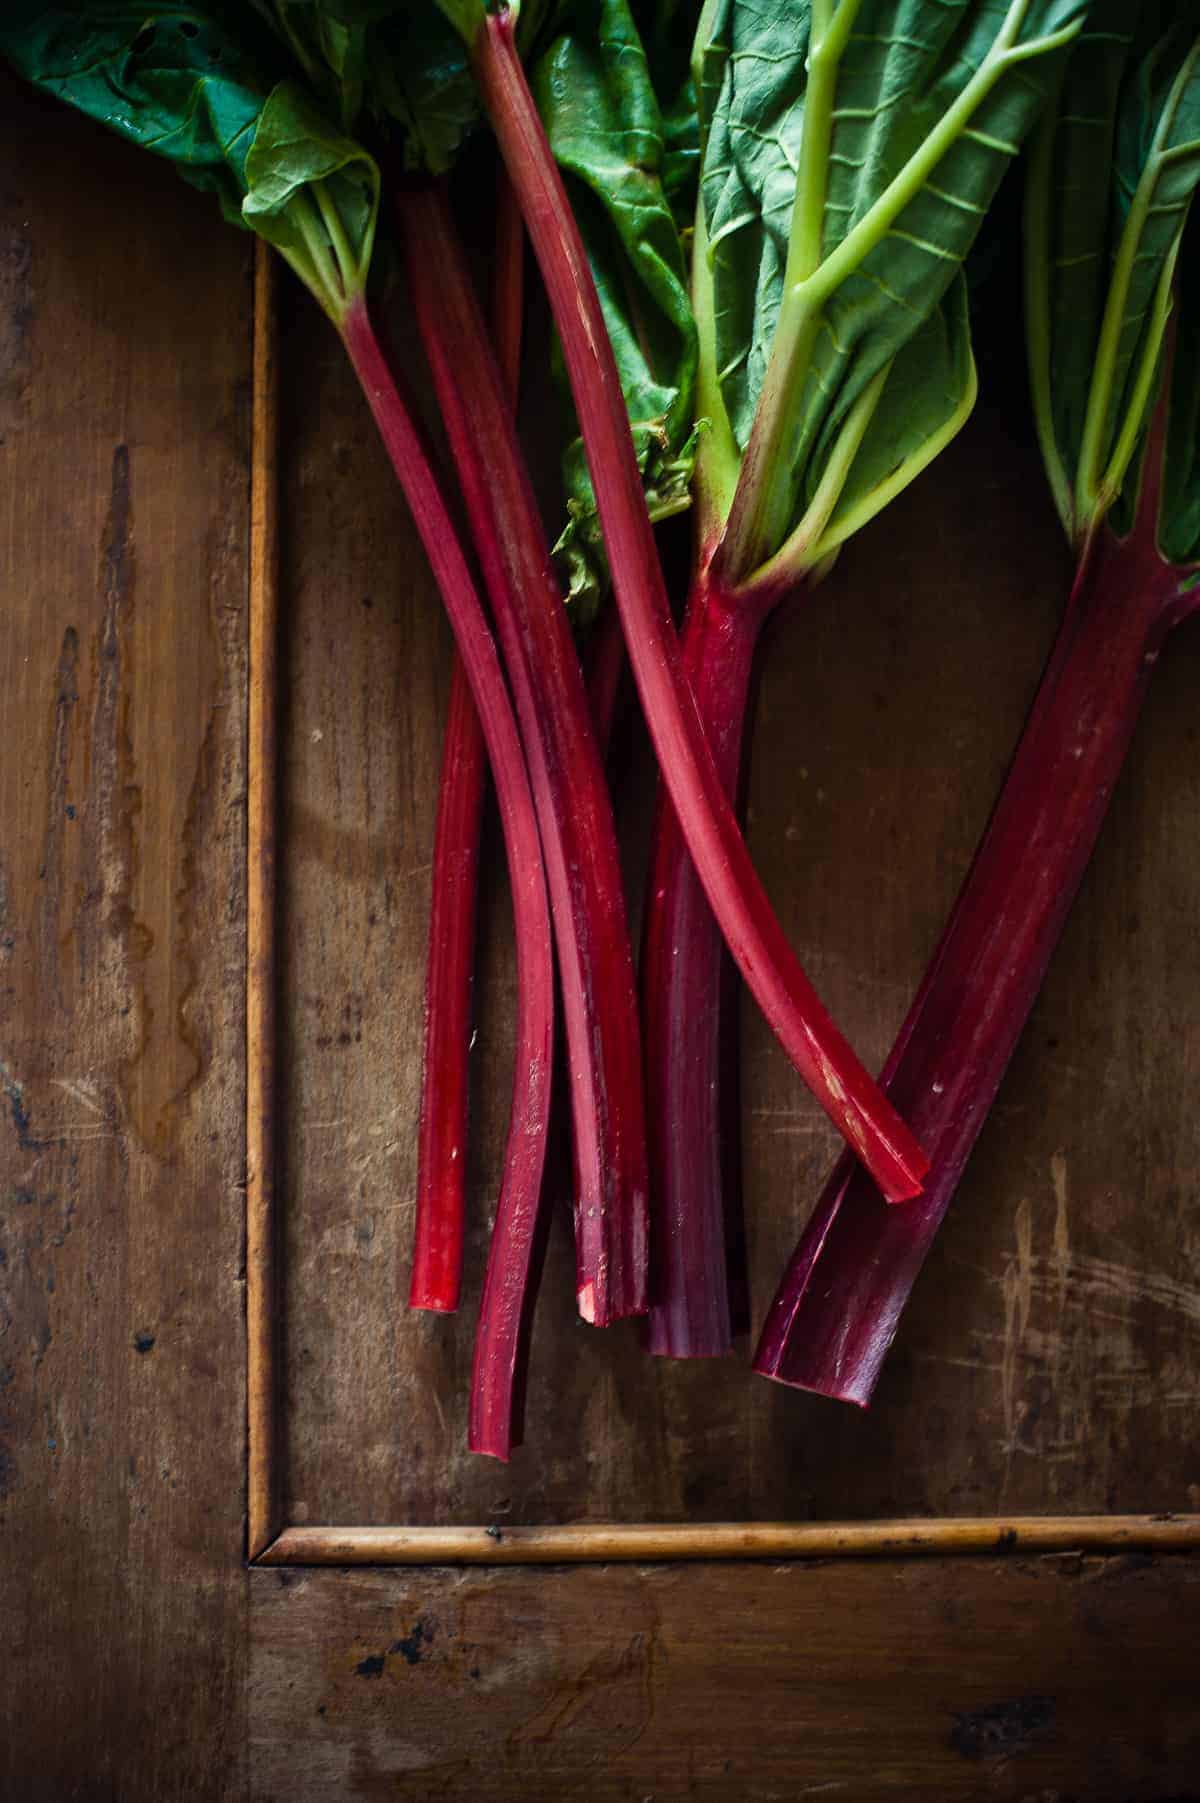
(1001, 1195), (1034, 1474)
(1051, 1148), (1071, 1319)
(35, 627), (79, 1007)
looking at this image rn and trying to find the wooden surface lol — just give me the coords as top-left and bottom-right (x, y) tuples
(4, 72), (1200, 1803)
(275, 279), (1200, 1531)
(249, 1556), (1200, 1801)
(0, 84), (252, 1797)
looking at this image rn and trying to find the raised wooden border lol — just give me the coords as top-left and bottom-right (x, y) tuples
(247, 241), (282, 1563)
(244, 247), (1200, 1570)
(259, 1517), (1200, 1565)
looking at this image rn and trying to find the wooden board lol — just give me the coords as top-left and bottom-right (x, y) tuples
(249, 1555), (1200, 1801)
(0, 80), (252, 1798)
(3, 68), (1200, 1803)
(271, 277), (1200, 1533)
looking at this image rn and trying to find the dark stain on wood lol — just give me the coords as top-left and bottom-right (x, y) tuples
(390, 1619), (434, 1666)
(949, 1693), (1056, 1761)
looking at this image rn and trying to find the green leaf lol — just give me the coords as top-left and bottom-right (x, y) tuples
(250, 3), (374, 127)
(0, 3), (277, 226)
(0, 4), (381, 321)
(1161, 216), (1200, 566)
(631, 1), (702, 227)
(1025, 4), (1200, 544)
(699, 0), (1089, 583)
(806, 276), (977, 564)
(243, 79), (380, 314)
(532, 0), (698, 615)
(256, 3), (479, 170)
(367, 10), (480, 172)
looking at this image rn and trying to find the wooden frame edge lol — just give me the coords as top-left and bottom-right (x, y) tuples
(242, 252), (1200, 1574)
(247, 240), (282, 1563)
(253, 1516), (1200, 1566)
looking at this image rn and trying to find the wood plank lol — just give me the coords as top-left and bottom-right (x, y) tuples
(0, 79), (252, 1801)
(274, 280), (1200, 1527)
(250, 1553), (1200, 1800)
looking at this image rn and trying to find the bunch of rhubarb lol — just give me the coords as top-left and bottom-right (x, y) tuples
(8, 0), (1199, 1461)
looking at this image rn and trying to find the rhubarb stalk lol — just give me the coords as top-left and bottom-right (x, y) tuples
(634, 0), (1086, 1354)
(468, 5), (929, 1205)
(756, 8), (1200, 1401)
(410, 169), (526, 1314)
(339, 297), (555, 1453)
(755, 494), (1194, 1402)
(399, 179), (650, 1326)
(642, 567), (779, 1354)
(410, 663), (487, 1312)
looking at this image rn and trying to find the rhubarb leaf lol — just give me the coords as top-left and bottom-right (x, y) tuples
(699, 0), (1089, 583)
(368, 12), (479, 171)
(0, 4), (380, 320)
(808, 278), (976, 564)
(1025, 5), (1200, 544)
(0, 4), (276, 226)
(242, 80), (379, 313)
(258, 2), (480, 171)
(533, 0), (698, 614)
(632, 0), (702, 225)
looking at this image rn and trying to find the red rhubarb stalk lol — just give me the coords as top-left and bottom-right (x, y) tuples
(470, 11), (927, 1204)
(410, 170), (526, 1314)
(642, 567), (778, 1354)
(754, 465), (1198, 1404)
(337, 296), (554, 1456)
(585, 600), (626, 760)
(411, 664), (487, 1311)
(399, 179), (649, 1327)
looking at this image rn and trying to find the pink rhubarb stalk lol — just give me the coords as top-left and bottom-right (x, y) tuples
(338, 296), (554, 1457)
(410, 171), (526, 1314)
(399, 180), (649, 1327)
(471, 10), (928, 1205)
(411, 662), (487, 1311)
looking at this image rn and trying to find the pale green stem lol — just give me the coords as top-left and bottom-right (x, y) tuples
(691, 191), (742, 547)
(804, 11), (1081, 314)
(313, 179), (358, 301)
(1075, 41), (1200, 517)
(714, 299), (822, 580)
(282, 188), (345, 323)
(718, 0), (857, 577)
(733, 370), (886, 605)
(808, 344), (978, 563)
(691, 0), (726, 99)
(1095, 241), (1181, 517)
(763, 359), (891, 580)
(784, 6), (858, 288)
(1022, 99), (1074, 538)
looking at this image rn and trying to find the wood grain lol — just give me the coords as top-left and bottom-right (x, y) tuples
(0, 80), (253, 1800)
(250, 1553), (1200, 1800)
(274, 285), (1200, 1529)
